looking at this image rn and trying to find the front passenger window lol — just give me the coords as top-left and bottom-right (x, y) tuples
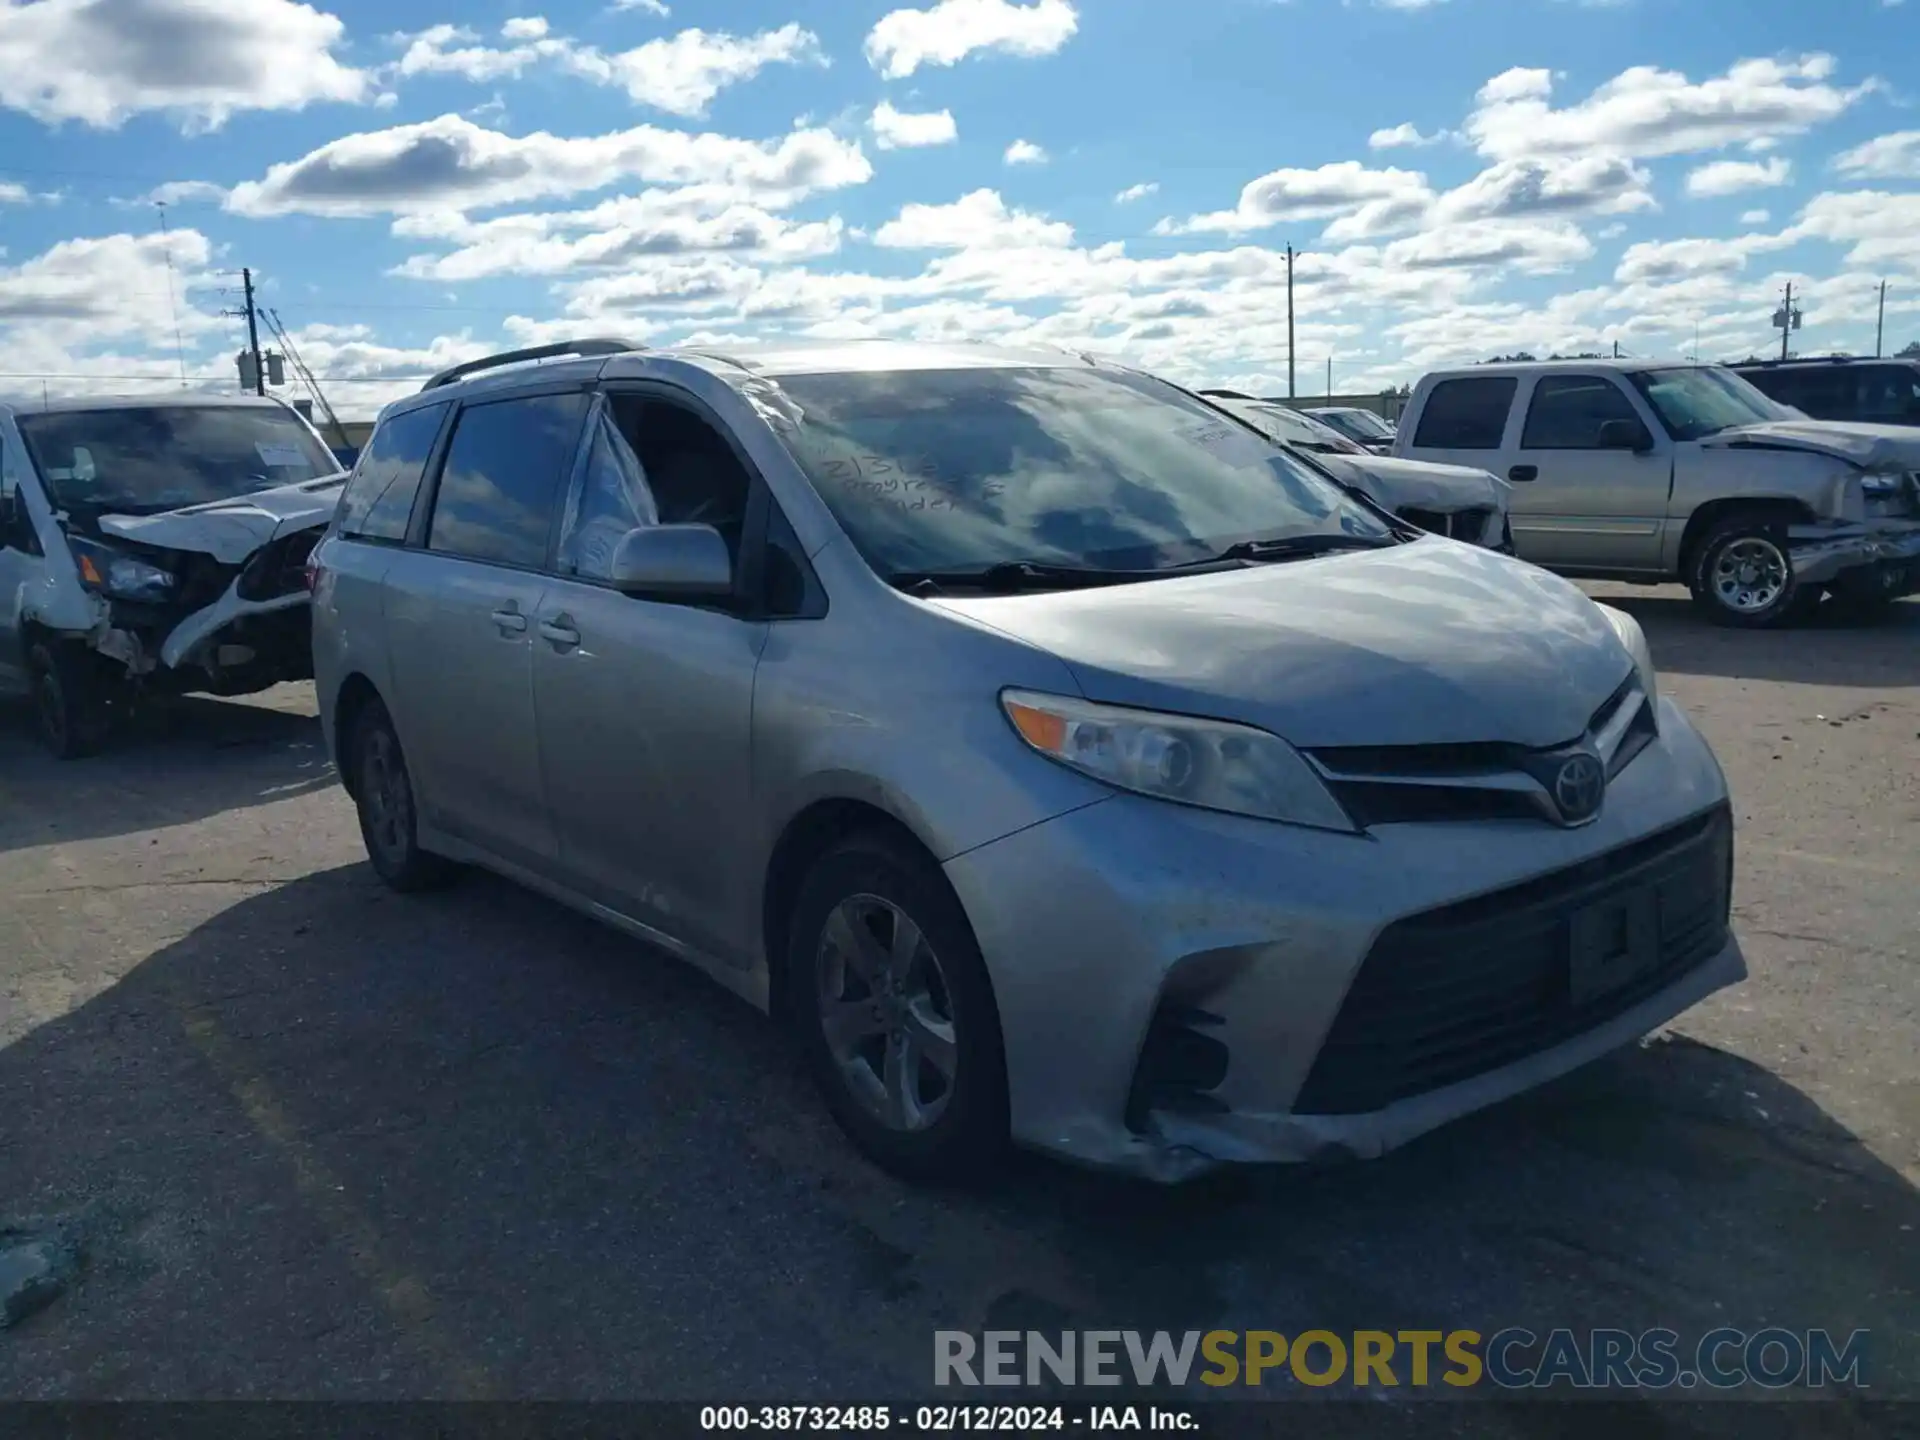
(1520, 376), (1643, 449)
(558, 408), (659, 581)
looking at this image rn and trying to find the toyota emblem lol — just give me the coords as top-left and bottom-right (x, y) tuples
(1552, 753), (1606, 823)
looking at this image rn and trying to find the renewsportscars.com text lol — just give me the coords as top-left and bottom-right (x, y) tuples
(934, 1328), (1869, 1391)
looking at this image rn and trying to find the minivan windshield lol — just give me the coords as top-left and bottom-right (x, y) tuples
(17, 405), (338, 516)
(1627, 366), (1794, 442)
(768, 366), (1397, 583)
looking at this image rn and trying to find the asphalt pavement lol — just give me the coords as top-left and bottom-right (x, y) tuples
(0, 586), (1914, 1430)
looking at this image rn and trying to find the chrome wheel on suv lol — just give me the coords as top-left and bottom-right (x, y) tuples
(1690, 514), (1808, 629)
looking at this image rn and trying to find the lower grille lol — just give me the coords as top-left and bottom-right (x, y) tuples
(1292, 806), (1733, 1116)
(1399, 505), (1492, 541)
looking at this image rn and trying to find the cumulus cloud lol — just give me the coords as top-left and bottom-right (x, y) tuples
(393, 188), (846, 281)
(1162, 161), (1432, 234)
(865, 0), (1077, 80)
(1613, 235), (1775, 284)
(1435, 154), (1655, 222)
(1685, 156), (1791, 197)
(874, 189), (1073, 249)
(869, 100), (957, 149)
(388, 20), (825, 117)
(0, 0), (369, 130)
(0, 229), (218, 347)
(226, 114), (873, 217)
(1114, 181), (1158, 203)
(1832, 130), (1920, 180)
(1369, 123), (1447, 148)
(1741, 209), (1771, 225)
(1004, 138), (1047, 165)
(1382, 221), (1593, 274)
(1466, 55), (1871, 162)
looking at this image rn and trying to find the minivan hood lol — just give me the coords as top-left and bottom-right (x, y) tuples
(1702, 420), (1920, 471)
(932, 540), (1630, 749)
(96, 472), (347, 564)
(1315, 453), (1510, 515)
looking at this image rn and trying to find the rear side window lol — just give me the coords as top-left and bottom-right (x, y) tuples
(338, 403), (446, 542)
(1411, 377), (1516, 449)
(1520, 375), (1642, 448)
(426, 392), (590, 568)
(1855, 364), (1920, 423)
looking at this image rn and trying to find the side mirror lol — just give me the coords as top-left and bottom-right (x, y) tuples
(1596, 418), (1653, 453)
(607, 523), (734, 598)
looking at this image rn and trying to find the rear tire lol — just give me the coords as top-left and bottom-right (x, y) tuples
(348, 697), (456, 892)
(786, 833), (1009, 1184)
(29, 642), (119, 759)
(1687, 516), (1809, 629)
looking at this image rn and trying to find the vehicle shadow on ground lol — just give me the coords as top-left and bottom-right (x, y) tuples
(1595, 591), (1920, 688)
(0, 691), (332, 854)
(1, 865), (1912, 1419)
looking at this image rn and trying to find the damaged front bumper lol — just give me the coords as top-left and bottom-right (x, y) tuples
(943, 698), (1742, 1183)
(1789, 519), (1920, 595)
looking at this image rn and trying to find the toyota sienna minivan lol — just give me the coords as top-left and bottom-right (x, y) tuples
(311, 338), (1744, 1184)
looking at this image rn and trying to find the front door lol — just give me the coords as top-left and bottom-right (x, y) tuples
(532, 393), (766, 966)
(1504, 372), (1673, 572)
(382, 389), (589, 871)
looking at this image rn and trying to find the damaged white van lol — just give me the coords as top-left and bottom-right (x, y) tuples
(0, 394), (346, 756)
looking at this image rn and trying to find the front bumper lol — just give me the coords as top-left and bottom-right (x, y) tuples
(943, 698), (1743, 1182)
(1788, 519), (1920, 591)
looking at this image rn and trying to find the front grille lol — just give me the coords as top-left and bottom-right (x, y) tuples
(1309, 676), (1655, 828)
(1292, 805), (1733, 1116)
(1399, 505), (1492, 541)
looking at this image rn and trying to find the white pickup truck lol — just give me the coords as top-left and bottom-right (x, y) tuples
(1393, 359), (1920, 627)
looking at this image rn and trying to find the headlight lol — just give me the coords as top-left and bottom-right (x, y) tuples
(1599, 605), (1658, 714)
(70, 537), (176, 603)
(999, 689), (1358, 832)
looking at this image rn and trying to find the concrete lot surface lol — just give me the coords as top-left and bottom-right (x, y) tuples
(0, 586), (1914, 1430)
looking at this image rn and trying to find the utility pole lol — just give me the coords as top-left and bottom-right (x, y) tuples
(1875, 279), (1887, 358)
(1773, 280), (1802, 361)
(242, 268), (265, 397)
(1286, 243), (1296, 400)
(1612, 339), (1621, 359)
(1326, 355), (1332, 398)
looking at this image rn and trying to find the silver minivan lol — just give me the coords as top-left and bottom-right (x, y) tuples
(311, 338), (1745, 1184)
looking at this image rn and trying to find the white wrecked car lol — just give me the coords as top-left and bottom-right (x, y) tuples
(0, 394), (346, 756)
(1202, 392), (1515, 552)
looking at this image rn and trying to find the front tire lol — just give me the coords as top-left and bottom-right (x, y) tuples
(348, 697), (455, 892)
(1688, 516), (1809, 629)
(29, 642), (119, 759)
(787, 834), (1009, 1184)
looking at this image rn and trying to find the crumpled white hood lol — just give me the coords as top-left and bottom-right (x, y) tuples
(1315, 452), (1511, 516)
(97, 473), (347, 565)
(1702, 420), (1920, 471)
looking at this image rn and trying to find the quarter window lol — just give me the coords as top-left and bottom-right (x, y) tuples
(1520, 376), (1643, 449)
(338, 402), (447, 542)
(1411, 377), (1517, 450)
(427, 393), (590, 568)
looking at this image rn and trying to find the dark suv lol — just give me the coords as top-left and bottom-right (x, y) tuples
(1732, 358), (1920, 428)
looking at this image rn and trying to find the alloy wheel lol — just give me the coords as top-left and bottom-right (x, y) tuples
(816, 894), (959, 1133)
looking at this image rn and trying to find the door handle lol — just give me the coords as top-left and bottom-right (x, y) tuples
(1508, 465), (1538, 483)
(538, 616), (581, 649)
(490, 607), (528, 635)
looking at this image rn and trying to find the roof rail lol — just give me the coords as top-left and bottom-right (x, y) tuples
(421, 337), (645, 392)
(1198, 388), (1256, 400)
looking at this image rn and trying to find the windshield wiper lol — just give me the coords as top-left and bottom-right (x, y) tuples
(891, 560), (1156, 595)
(1173, 532), (1400, 568)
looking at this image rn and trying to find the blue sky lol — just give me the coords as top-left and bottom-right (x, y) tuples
(1, 0), (1917, 415)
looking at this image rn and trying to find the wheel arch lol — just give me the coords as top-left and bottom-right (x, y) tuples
(330, 671), (384, 799)
(759, 794), (955, 1024)
(1677, 496), (1818, 582)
